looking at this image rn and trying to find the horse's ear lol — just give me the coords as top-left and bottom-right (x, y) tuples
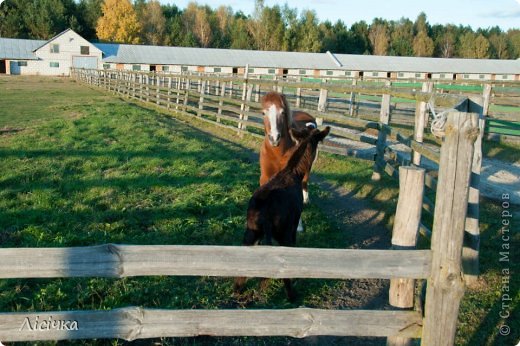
(289, 127), (310, 141)
(313, 126), (331, 142)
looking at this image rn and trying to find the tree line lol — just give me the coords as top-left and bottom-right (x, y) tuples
(1, 0), (519, 59)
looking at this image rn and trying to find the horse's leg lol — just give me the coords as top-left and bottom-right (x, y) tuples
(234, 228), (262, 294)
(280, 232), (297, 302)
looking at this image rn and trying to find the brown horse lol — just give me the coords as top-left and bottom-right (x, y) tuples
(260, 92), (318, 232)
(235, 126), (331, 301)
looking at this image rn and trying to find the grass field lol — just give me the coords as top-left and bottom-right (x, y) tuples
(0, 76), (518, 345)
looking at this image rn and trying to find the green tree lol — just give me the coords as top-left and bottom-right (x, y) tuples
(249, 0), (284, 50)
(390, 18), (414, 56)
(0, 0), (27, 38)
(348, 21), (371, 54)
(230, 14), (253, 49)
(507, 29), (520, 59)
(458, 31), (477, 58)
(413, 30), (434, 56)
(296, 10), (322, 52)
(76, 0), (103, 40)
(489, 33), (509, 59)
(24, 0), (68, 39)
(96, 0), (141, 43)
(474, 34), (490, 58)
(281, 4), (298, 51)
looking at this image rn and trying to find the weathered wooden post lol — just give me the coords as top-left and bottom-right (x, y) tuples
(387, 166), (425, 346)
(216, 81), (227, 123)
(371, 81), (392, 181)
(349, 79), (357, 117)
(295, 87), (302, 108)
(412, 82), (434, 166)
(318, 88), (328, 112)
(422, 110), (478, 346)
(254, 84), (261, 103)
(462, 87), (488, 287)
(198, 79), (206, 117)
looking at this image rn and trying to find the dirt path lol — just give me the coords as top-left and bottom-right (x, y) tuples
(328, 131), (520, 205)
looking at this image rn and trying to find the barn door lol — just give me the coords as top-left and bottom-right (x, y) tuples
(72, 56), (98, 69)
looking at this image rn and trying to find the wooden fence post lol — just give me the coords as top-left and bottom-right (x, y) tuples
(422, 111), (478, 346)
(216, 81), (226, 123)
(372, 81), (392, 181)
(255, 84), (261, 103)
(462, 88), (488, 287)
(198, 80), (206, 117)
(318, 88), (328, 112)
(295, 87), (302, 108)
(412, 82), (434, 166)
(349, 79), (357, 117)
(387, 166), (425, 346)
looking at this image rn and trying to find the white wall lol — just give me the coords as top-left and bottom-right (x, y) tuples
(34, 30), (102, 76)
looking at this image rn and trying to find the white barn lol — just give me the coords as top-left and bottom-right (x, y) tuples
(1, 28), (519, 82)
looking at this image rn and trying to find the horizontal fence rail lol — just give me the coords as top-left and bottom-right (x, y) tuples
(0, 244), (431, 279)
(0, 308), (422, 342)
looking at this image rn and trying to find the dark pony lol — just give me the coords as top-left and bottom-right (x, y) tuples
(234, 126), (330, 301)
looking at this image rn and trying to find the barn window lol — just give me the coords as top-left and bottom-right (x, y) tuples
(132, 65), (141, 71)
(162, 66), (169, 72)
(268, 68), (276, 74)
(372, 72), (379, 77)
(326, 70), (333, 76)
(248, 68), (255, 73)
(17, 61), (27, 67)
(80, 46), (90, 55)
(50, 44), (59, 53)
(103, 64), (110, 69)
(398, 72), (405, 77)
(415, 73), (421, 78)
(299, 69), (306, 75)
(49, 62), (59, 68)
(213, 67), (221, 73)
(479, 74), (485, 79)
(463, 74), (470, 79)
(345, 71), (351, 76)
(439, 73), (446, 78)
(181, 66), (188, 72)
(502, 74), (508, 79)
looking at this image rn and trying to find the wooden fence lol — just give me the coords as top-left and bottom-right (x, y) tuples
(0, 69), (481, 344)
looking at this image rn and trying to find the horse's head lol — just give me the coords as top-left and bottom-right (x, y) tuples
(261, 92), (292, 147)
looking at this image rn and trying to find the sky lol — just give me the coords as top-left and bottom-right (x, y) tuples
(159, 0), (520, 31)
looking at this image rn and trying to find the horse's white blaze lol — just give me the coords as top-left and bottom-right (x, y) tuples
(267, 104), (281, 140)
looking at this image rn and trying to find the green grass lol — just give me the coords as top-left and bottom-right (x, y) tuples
(0, 76), (518, 345)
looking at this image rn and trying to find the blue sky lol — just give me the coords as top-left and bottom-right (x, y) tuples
(159, 0), (520, 31)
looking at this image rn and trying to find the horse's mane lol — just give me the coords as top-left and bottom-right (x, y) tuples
(279, 92), (294, 129)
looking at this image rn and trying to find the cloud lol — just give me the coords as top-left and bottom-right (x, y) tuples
(481, 9), (520, 18)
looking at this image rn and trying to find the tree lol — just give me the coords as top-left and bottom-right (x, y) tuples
(76, 0), (103, 40)
(413, 30), (434, 56)
(96, 0), (141, 43)
(507, 29), (520, 59)
(433, 24), (457, 58)
(369, 20), (389, 55)
(390, 18), (414, 56)
(139, 0), (166, 45)
(249, 0), (285, 50)
(0, 0), (27, 38)
(230, 14), (253, 49)
(474, 34), (490, 58)
(281, 4), (298, 51)
(296, 10), (322, 52)
(24, 0), (68, 39)
(348, 21), (371, 54)
(458, 31), (477, 58)
(489, 33), (509, 59)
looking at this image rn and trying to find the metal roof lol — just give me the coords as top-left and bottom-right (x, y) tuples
(334, 54), (520, 74)
(94, 43), (337, 69)
(0, 37), (43, 60)
(0, 33), (518, 74)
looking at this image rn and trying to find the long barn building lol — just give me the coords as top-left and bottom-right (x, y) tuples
(1, 29), (519, 82)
